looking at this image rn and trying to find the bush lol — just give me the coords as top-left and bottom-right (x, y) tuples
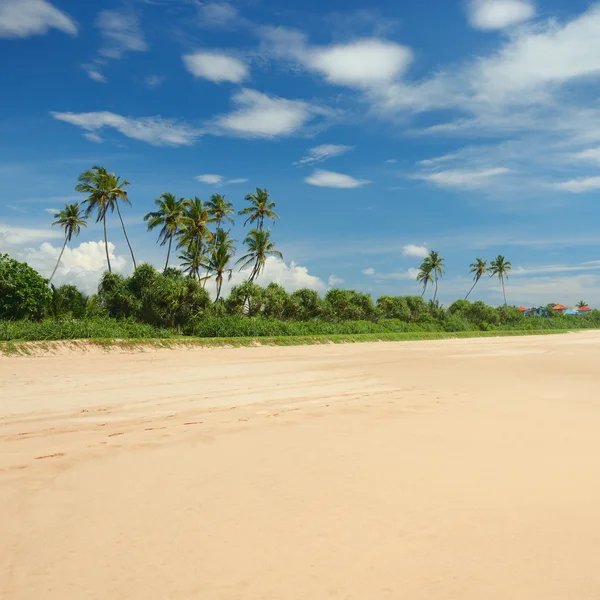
(0, 254), (51, 320)
(50, 284), (88, 318)
(289, 288), (323, 320)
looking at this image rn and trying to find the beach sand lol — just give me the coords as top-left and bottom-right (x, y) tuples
(2, 332), (600, 599)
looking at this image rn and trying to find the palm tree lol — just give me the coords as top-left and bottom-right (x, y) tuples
(238, 187), (279, 230)
(416, 262), (433, 297)
(426, 251), (445, 303)
(237, 228), (283, 282)
(202, 241), (235, 301)
(178, 244), (204, 280)
(211, 227), (236, 252)
(577, 300), (588, 309)
(465, 258), (488, 300)
(179, 197), (214, 250)
(144, 193), (187, 271)
(49, 203), (88, 282)
(75, 165), (136, 272)
(206, 194), (235, 228)
(490, 255), (512, 306)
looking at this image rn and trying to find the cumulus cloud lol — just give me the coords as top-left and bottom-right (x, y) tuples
(213, 89), (327, 138)
(466, 0), (535, 30)
(305, 169), (371, 188)
(183, 51), (249, 83)
(215, 256), (326, 298)
(402, 244), (429, 258)
(51, 111), (202, 146)
(553, 176), (600, 193)
(196, 174), (247, 186)
(572, 148), (600, 164)
(263, 29), (412, 89)
(19, 240), (127, 294)
(294, 144), (353, 166)
(0, 0), (77, 38)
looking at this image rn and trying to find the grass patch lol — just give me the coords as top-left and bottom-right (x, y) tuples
(0, 328), (585, 356)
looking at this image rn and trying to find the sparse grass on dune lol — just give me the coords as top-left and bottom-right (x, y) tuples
(0, 329), (584, 356)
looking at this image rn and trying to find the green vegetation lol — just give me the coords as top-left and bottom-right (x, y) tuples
(1, 165), (598, 347)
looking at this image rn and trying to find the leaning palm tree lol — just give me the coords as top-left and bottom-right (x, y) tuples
(49, 203), (88, 282)
(238, 187), (279, 230)
(577, 300), (588, 309)
(490, 255), (512, 306)
(206, 193), (235, 228)
(237, 228), (283, 282)
(416, 262), (434, 297)
(144, 193), (187, 271)
(465, 258), (488, 300)
(202, 242), (234, 301)
(75, 165), (136, 271)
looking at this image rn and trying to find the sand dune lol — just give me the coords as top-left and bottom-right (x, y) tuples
(2, 332), (600, 599)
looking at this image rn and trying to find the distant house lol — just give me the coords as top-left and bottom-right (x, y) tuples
(552, 304), (568, 314)
(578, 306), (593, 315)
(517, 306), (529, 314)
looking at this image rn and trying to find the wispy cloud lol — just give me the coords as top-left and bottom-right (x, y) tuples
(97, 8), (147, 60)
(51, 111), (202, 146)
(362, 267), (419, 280)
(196, 174), (247, 186)
(294, 144), (353, 166)
(466, 0), (535, 31)
(552, 176), (600, 193)
(145, 75), (165, 88)
(0, 0), (77, 38)
(414, 167), (511, 190)
(305, 169), (371, 188)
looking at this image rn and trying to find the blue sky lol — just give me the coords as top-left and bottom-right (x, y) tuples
(2, 0), (600, 305)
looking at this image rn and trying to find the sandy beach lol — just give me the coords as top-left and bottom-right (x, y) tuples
(2, 332), (600, 599)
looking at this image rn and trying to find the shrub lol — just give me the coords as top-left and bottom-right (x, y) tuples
(0, 254), (51, 320)
(289, 288), (323, 320)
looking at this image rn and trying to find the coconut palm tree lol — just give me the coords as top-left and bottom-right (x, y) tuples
(211, 227), (236, 252)
(416, 262), (434, 297)
(237, 228), (283, 282)
(49, 203), (88, 283)
(465, 258), (488, 300)
(178, 197), (214, 250)
(418, 250), (445, 302)
(202, 240), (235, 301)
(75, 165), (136, 272)
(178, 244), (204, 280)
(238, 187), (279, 230)
(144, 193), (187, 271)
(577, 300), (588, 309)
(206, 194), (235, 228)
(490, 255), (512, 306)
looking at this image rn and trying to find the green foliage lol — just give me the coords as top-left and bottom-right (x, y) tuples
(289, 288), (323, 320)
(0, 254), (52, 320)
(323, 288), (378, 322)
(226, 281), (264, 316)
(50, 284), (88, 318)
(376, 295), (410, 320)
(263, 283), (292, 319)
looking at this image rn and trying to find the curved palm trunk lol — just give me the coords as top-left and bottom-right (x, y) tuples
(465, 277), (479, 300)
(115, 202), (136, 270)
(501, 276), (507, 306)
(164, 236), (172, 272)
(103, 213), (112, 273)
(49, 237), (68, 283)
(216, 273), (223, 301)
(433, 274), (439, 303)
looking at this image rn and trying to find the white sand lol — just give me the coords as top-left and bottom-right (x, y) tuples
(2, 332), (600, 599)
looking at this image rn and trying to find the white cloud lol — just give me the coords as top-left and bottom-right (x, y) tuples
(97, 8), (147, 60)
(385, 159), (397, 164)
(305, 169), (371, 189)
(196, 174), (247, 186)
(83, 67), (107, 83)
(294, 144), (353, 166)
(308, 39), (413, 87)
(512, 261), (600, 276)
(402, 244), (429, 258)
(553, 176), (600, 193)
(263, 29), (412, 89)
(196, 174), (223, 185)
(362, 267), (419, 280)
(418, 153), (459, 167)
(183, 52), (248, 83)
(214, 89), (325, 138)
(467, 0), (535, 30)
(327, 275), (344, 287)
(83, 132), (103, 143)
(196, 2), (240, 28)
(0, 0), (77, 38)
(217, 256), (325, 297)
(44, 208), (59, 214)
(572, 148), (600, 164)
(415, 167), (511, 189)
(51, 111), (202, 146)
(0, 223), (62, 245)
(146, 75), (165, 88)
(19, 241), (127, 294)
